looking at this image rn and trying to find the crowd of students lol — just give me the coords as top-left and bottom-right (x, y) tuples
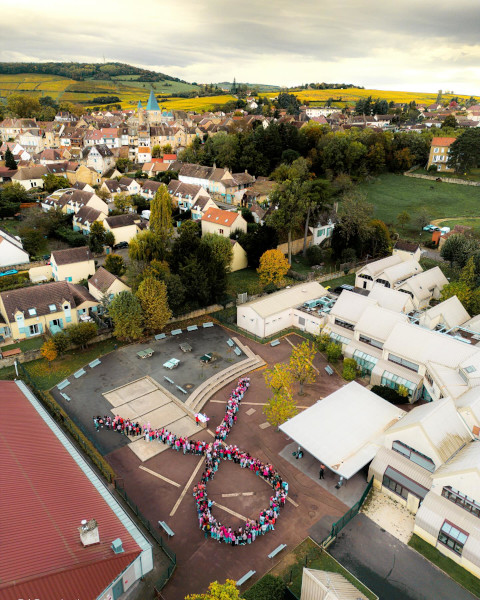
(96, 377), (289, 545)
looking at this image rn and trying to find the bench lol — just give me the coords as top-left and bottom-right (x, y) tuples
(187, 325), (198, 331)
(227, 338), (235, 347)
(89, 359), (101, 368)
(155, 333), (166, 341)
(236, 570), (256, 586)
(1, 348), (21, 358)
(164, 376), (174, 384)
(270, 339), (280, 347)
(268, 543), (287, 559)
(171, 329), (182, 336)
(137, 348), (154, 359)
(325, 365), (334, 376)
(164, 358), (180, 369)
(176, 385), (188, 394)
(74, 368), (86, 379)
(234, 347), (242, 356)
(158, 520), (175, 537)
(180, 342), (192, 353)
(60, 392), (71, 402)
(203, 322), (214, 328)
(57, 379), (70, 391)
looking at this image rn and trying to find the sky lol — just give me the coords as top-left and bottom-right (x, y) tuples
(1, 0), (479, 95)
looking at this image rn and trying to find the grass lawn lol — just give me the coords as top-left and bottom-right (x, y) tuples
(290, 254), (311, 275)
(1, 336), (45, 353)
(227, 268), (262, 296)
(3, 338), (121, 391)
(268, 537), (377, 599)
(358, 173), (480, 240)
(434, 217), (480, 237)
(320, 273), (356, 289)
(408, 534), (480, 598)
(413, 167), (480, 183)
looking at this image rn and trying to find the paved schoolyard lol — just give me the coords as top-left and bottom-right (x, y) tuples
(326, 513), (477, 600)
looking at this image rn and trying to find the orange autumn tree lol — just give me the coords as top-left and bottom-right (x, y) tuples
(257, 248), (290, 286)
(41, 338), (58, 364)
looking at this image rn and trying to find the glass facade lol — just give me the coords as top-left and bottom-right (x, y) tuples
(442, 487), (480, 519)
(381, 370), (417, 397)
(353, 349), (377, 374)
(438, 521), (468, 555)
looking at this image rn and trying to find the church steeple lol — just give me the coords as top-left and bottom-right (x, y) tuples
(146, 90), (160, 112)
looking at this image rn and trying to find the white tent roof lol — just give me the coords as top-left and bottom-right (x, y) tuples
(280, 381), (405, 479)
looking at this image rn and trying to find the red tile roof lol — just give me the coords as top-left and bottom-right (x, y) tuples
(0, 381), (142, 600)
(431, 137), (456, 147)
(201, 207), (240, 227)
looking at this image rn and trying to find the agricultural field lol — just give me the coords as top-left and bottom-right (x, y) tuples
(357, 173), (480, 240)
(114, 78), (199, 94)
(0, 73), (74, 100)
(117, 94), (237, 111)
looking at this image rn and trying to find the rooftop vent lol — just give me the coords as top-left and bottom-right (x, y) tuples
(111, 538), (124, 554)
(78, 518), (100, 546)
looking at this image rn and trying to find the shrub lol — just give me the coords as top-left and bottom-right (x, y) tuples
(371, 384), (407, 404)
(264, 282), (278, 294)
(326, 342), (342, 362)
(306, 245), (323, 266)
(316, 333), (330, 351)
(243, 574), (286, 600)
(342, 358), (358, 381)
(52, 331), (69, 355)
(66, 322), (98, 349)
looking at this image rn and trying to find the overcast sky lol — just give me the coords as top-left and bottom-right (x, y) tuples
(1, 0), (479, 94)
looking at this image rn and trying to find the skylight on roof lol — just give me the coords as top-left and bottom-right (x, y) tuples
(28, 308), (37, 316)
(465, 365), (476, 373)
(49, 304), (56, 312)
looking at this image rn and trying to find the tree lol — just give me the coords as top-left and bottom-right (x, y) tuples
(415, 207), (431, 230)
(264, 363), (294, 396)
(66, 322), (98, 349)
(330, 191), (374, 259)
(52, 331), (69, 355)
(97, 187), (110, 202)
(109, 291), (144, 340)
(442, 115), (457, 129)
(267, 179), (306, 264)
(136, 277), (172, 332)
(257, 249), (290, 286)
(343, 358), (359, 381)
(113, 192), (133, 213)
(116, 157), (133, 173)
(105, 230), (115, 248)
(185, 579), (241, 600)
(397, 211), (410, 230)
(243, 575), (286, 600)
(151, 144), (162, 158)
(1, 181), (28, 204)
(19, 227), (44, 256)
(89, 220), (107, 254)
(289, 340), (317, 395)
(41, 339), (58, 364)
(440, 234), (478, 268)
(302, 179), (333, 256)
(326, 342), (342, 362)
(150, 184), (173, 256)
(4, 147), (17, 170)
(460, 256), (476, 289)
(7, 93), (41, 118)
(42, 173), (70, 193)
(129, 230), (164, 264)
(263, 391), (298, 428)
(104, 253), (126, 276)
(200, 234), (233, 273)
(448, 129), (480, 173)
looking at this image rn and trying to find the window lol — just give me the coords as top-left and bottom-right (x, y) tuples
(438, 520), (468, 555)
(317, 229), (324, 237)
(358, 273), (373, 281)
(376, 278), (391, 288)
(388, 353), (419, 373)
(218, 228), (224, 234)
(298, 316), (305, 326)
(359, 334), (383, 349)
(334, 318), (355, 331)
(392, 440), (435, 472)
(330, 332), (351, 345)
(28, 308), (37, 316)
(353, 349), (377, 374)
(29, 324), (40, 335)
(382, 466), (428, 501)
(49, 304), (56, 312)
(442, 487), (480, 518)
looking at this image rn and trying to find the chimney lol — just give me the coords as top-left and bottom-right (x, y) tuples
(111, 538), (124, 554)
(78, 518), (100, 546)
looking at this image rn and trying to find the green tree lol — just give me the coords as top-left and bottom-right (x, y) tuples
(136, 277), (172, 332)
(200, 233), (233, 273)
(42, 174), (70, 193)
(52, 331), (69, 355)
(89, 220), (107, 254)
(4, 147), (17, 170)
(289, 340), (317, 395)
(460, 256), (476, 289)
(151, 144), (162, 158)
(7, 93), (41, 117)
(267, 179), (306, 264)
(116, 157), (133, 173)
(105, 230), (115, 248)
(113, 192), (133, 213)
(1, 181), (28, 204)
(330, 191), (373, 259)
(149, 184), (173, 256)
(302, 179), (333, 256)
(19, 227), (44, 256)
(442, 115), (458, 129)
(415, 207), (431, 230)
(397, 210), (411, 230)
(242, 575), (286, 600)
(128, 230), (163, 264)
(342, 358), (359, 381)
(66, 322), (98, 349)
(104, 253), (126, 276)
(263, 391), (298, 428)
(441, 234), (478, 268)
(109, 291), (144, 340)
(448, 129), (480, 173)
(326, 342), (342, 362)
(440, 281), (473, 313)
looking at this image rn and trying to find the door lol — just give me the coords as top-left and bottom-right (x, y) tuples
(112, 577), (124, 600)
(363, 281), (367, 289)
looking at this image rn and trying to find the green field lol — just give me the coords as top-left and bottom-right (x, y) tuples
(359, 174), (480, 239)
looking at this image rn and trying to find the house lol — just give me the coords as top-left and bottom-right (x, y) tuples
(66, 163), (102, 187)
(101, 179), (129, 198)
(201, 207), (247, 237)
(11, 165), (48, 190)
(309, 220), (335, 246)
(168, 180), (211, 213)
(83, 144), (115, 175)
(50, 247), (95, 283)
(229, 239), (248, 272)
(104, 214), (141, 245)
(355, 254), (422, 291)
(393, 240), (421, 261)
(88, 267), (131, 302)
(191, 195), (217, 221)
(73, 205), (107, 235)
(0, 380), (153, 600)
(418, 296), (470, 331)
(427, 137), (456, 172)
(300, 567), (369, 600)
(118, 176), (141, 195)
(0, 227), (30, 268)
(42, 189), (108, 216)
(396, 267), (448, 309)
(137, 146), (152, 163)
(140, 179), (163, 201)
(0, 281), (99, 340)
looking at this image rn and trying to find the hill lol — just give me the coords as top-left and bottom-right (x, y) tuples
(216, 81), (281, 92)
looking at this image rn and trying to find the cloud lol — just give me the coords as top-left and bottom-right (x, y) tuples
(0, 0), (479, 94)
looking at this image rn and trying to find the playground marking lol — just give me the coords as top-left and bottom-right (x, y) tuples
(139, 465), (180, 488)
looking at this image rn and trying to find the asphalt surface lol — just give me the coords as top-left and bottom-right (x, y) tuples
(327, 514), (478, 600)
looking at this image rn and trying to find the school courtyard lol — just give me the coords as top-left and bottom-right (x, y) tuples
(51, 326), (365, 598)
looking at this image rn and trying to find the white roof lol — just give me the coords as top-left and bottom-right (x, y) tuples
(355, 306), (408, 342)
(433, 441), (480, 478)
(383, 259), (422, 284)
(369, 446), (433, 490)
(368, 284), (412, 313)
(386, 398), (472, 463)
(420, 296), (470, 329)
(399, 267), (448, 300)
(302, 568), (369, 600)
(241, 282), (327, 319)
(360, 254), (403, 278)
(279, 381), (405, 479)
(329, 290), (376, 324)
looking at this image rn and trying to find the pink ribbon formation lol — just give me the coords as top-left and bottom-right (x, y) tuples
(102, 377), (289, 545)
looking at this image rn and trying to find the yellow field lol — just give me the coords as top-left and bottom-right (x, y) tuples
(0, 73), (75, 99)
(260, 88), (473, 106)
(115, 94), (237, 112)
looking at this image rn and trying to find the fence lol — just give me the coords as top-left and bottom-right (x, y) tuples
(321, 477), (373, 548)
(114, 480), (177, 594)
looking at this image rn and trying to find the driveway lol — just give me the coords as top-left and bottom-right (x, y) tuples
(325, 514), (477, 600)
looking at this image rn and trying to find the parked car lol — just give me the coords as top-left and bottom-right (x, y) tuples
(113, 241), (129, 249)
(423, 224), (440, 232)
(0, 269), (18, 277)
(333, 284), (354, 294)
